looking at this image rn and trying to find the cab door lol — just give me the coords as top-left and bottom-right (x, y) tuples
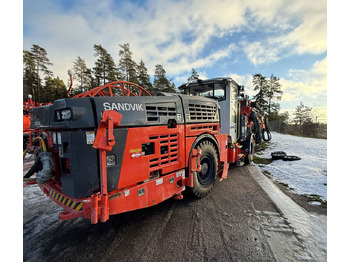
(218, 82), (238, 142)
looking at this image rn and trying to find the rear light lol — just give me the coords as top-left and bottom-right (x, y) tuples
(61, 157), (70, 174)
(65, 158), (70, 174)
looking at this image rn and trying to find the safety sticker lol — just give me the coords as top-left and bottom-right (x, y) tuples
(156, 178), (163, 185)
(57, 132), (62, 144)
(86, 131), (95, 144)
(176, 170), (185, 178)
(130, 148), (142, 158)
(52, 132), (57, 144)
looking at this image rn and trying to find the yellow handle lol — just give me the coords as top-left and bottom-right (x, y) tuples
(32, 137), (47, 152)
(23, 136), (47, 160)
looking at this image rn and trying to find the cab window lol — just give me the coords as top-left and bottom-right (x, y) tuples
(187, 83), (226, 101)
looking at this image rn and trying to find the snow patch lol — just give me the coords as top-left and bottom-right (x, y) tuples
(257, 132), (327, 201)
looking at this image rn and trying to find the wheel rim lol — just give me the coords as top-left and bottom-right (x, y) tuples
(198, 155), (214, 185)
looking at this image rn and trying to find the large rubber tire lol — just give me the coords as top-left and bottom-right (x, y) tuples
(283, 155), (301, 161)
(271, 151), (287, 160)
(191, 141), (218, 198)
(244, 135), (255, 165)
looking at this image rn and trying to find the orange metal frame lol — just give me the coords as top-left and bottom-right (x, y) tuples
(72, 81), (152, 98)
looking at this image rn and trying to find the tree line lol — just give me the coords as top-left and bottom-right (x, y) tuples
(23, 45), (67, 103)
(251, 73), (326, 138)
(23, 43), (179, 103)
(23, 44), (325, 138)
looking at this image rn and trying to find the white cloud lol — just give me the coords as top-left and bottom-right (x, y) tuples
(226, 56), (327, 121)
(241, 41), (281, 66)
(241, 0), (327, 65)
(281, 57), (327, 97)
(24, 0), (327, 86)
(277, 57), (327, 119)
(164, 43), (238, 75)
(24, 0), (247, 80)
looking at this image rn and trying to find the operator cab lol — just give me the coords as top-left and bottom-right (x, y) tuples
(178, 77), (243, 142)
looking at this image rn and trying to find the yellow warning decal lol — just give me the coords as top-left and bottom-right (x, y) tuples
(130, 148), (141, 153)
(49, 189), (83, 211)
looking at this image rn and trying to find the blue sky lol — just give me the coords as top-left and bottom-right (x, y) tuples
(23, 0), (327, 122)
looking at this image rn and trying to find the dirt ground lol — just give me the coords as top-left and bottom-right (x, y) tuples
(272, 178), (327, 216)
(23, 163), (325, 261)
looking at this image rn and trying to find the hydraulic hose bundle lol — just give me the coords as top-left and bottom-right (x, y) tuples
(23, 136), (54, 184)
(262, 117), (272, 142)
(250, 101), (272, 142)
(251, 112), (262, 144)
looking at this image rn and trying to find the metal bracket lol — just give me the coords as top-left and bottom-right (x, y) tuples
(89, 110), (122, 223)
(93, 110), (122, 151)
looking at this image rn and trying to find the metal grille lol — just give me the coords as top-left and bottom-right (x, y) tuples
(190, 124), (219, 132)
(146, 104), (177, 121)
(149, 134), (179, 170)
(188, 103), (217, 120)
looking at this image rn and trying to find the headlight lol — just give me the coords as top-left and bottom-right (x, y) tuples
(56, 109), (72, 121)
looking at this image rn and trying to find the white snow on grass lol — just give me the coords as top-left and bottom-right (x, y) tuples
(256, 132), (327, 201)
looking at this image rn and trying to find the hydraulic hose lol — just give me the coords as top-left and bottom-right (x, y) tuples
(36, 152), (54, 184)
(24, 157), (42, 178)
(33, 137), (47, 152)
(23, 136), (47, 160)
(23, 148), (28, 160)
(23, 136), (52, 182)
(262, 117), (272, 142)
(251, 112), (261, 144)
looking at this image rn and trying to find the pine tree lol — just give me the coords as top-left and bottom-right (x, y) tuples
(266, 74), (283, 115)
(93, 44), (119, 86)
(187, 68), (200, 82)
(252, 73), (268, 108)
(293, 102), (312, 135)
(118, 43), (138, 84)
(252, 73), (283, 116)
(42, 77), (67, 103)
(153, 64), (176, 93)
(72, 56), (91, 93)
(30, 44), (53, 102)
(23, 50), (38, 101)
(137, 59), (153, 91)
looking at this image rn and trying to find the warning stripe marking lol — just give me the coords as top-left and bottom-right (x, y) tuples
(49, 189), (83, 211)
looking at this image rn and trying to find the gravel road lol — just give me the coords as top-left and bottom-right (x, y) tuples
(23, 163), (326, 261)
